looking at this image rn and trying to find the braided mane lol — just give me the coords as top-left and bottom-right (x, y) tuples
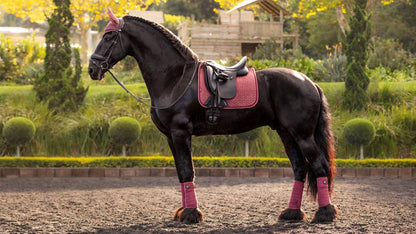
(123, 15), (198, 62)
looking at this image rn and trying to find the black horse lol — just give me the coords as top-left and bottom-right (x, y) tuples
(89, 9), (338, 224)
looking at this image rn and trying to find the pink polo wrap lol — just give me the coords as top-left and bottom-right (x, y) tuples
(317, 177), (331, 207)
(181, 182), (198, 208)
(288, 180), (304, 209)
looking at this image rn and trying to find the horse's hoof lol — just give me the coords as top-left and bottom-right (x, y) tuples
(278, 208), (306, 222)
(311, 204), (339, 223)
(173, 207), (204, 223)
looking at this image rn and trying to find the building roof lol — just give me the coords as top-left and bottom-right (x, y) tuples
(227, 0), (290, 17)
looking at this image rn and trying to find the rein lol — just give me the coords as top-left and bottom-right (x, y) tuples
(107, 62), (198, 110)
(90, 18), (198, 110)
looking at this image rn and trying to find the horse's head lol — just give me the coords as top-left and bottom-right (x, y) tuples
(88, 9), (128, 80)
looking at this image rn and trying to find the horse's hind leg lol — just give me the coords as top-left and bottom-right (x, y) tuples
(296, 137), (338, 223)
(277, 131), (307, 222)
(166, 131), (203, 224)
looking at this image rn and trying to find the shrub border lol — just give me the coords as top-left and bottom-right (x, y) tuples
(0, 156), (416, 168)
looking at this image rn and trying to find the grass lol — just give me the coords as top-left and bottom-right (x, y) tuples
(0, 78), (415, 158)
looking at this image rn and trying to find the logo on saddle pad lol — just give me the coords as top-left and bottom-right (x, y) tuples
(198, 57), (258, 110)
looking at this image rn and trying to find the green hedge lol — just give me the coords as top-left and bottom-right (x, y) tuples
(0, 157), (415, 168)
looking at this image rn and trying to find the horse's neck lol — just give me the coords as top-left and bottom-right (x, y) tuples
(127, 24), (194, 103)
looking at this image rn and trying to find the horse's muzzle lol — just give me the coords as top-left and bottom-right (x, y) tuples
(88, 60), (106, 80)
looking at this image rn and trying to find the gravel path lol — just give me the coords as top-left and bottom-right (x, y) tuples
(0, 177), (415, 233)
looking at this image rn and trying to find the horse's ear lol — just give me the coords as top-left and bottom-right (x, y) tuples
(107, 8), (119, 25)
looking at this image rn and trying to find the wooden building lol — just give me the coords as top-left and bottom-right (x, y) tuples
(177, 0), (298, 60)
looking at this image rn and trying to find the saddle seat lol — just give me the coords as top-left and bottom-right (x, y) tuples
(205, 56), (249, 76)
(204, 56), (249, 103)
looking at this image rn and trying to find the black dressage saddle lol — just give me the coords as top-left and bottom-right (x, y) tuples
(204, 56), (249, 108)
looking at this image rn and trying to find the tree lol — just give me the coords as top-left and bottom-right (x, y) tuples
(294, 0), (410, 37)
(343, 0), (371, 111)
(34, 0), (87, 113)
(0, 0), (160, 63)
(109, 117), (141, 156)
(154, 0), (219, 23)
(2, 117), (36, 156)
(344, 118), (375, 160)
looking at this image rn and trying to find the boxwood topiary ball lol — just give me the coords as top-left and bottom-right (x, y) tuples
(109, 117), (140, 145)
(2, 117), (36, 145)
(344, 118), (375, 146)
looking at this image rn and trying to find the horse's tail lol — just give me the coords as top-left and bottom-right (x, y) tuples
(307, 84), (336, 199)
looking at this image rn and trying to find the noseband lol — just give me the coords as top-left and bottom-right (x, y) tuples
(90, 18), (125, 72)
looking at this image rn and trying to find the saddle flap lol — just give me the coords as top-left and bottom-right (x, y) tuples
(217, 71), (237, 99)
(205, 65), (216, 93)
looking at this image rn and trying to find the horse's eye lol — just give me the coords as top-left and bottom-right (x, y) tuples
(104, 33), (115, 41)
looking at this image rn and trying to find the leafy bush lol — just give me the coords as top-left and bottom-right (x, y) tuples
(344, 118), (375, 146)
(314, 43), (347, 82)
(2, 117), (36, 156)
(247, 56), (317, 81)
(109, 117), (140, 145)
(368, 66), (416, 82)
(0, 34), (45, 84)
(368, 38), (413, 71)
(336, 158), (416, 168)
(252, 38), (281, 60)
(2, 117), (36, 145)
(344, 118), (376, 160)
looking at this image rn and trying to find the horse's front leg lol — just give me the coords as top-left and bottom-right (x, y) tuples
(167, 129), (203, 223)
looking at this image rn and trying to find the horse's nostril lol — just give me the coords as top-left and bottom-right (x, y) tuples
(88, 67), (94, 75)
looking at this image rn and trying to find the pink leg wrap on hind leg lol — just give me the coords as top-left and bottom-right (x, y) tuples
(317, 177), (331, 207)
(288, 180), (304, 209)
(181, 182), (198, 208)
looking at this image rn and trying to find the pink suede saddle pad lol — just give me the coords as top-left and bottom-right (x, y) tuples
(198, 62), (259, 109)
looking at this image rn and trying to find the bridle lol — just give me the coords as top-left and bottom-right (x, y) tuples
(90, 19), (125, 73)
(90, 18), (198, 110)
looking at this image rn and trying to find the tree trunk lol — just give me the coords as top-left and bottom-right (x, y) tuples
(80, 26), (89, 64)
(360, 144), (364, 160)
(335, 5), (351, 37)
(16, 145), (21, 157)
(245, 140), (249, 157)
(122, 145), (126, 157)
